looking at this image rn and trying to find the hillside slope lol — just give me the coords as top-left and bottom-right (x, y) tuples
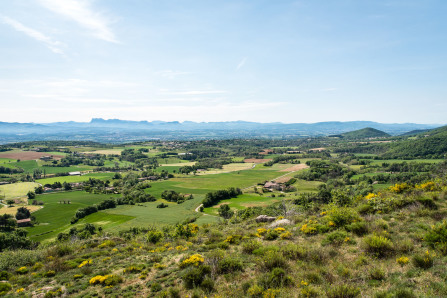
(340, 127), (390, 139)
(383, 125), (447, 158)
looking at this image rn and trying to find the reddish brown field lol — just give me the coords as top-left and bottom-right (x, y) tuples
(0, 151), (64, 161)
(243, 158), (272, 163)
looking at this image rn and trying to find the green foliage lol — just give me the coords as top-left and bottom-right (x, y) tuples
(0, 282), (12, 295)
(322, 230), (348, 246)
(258, 267), (292, 289)
(326, 207), (361, 228)
(412, 251), (434, 269)
(217, 257), (243, 274)
(242, 240), (262, 254)
(147, 230), (163, 244)
(181, 264), (211, 289)
(363, 235), (394, 258)
(369, 267), (386, 280)
(326, 284), (361, 298)
(345, 221), (369, 236)
(218, 204), (234, 219)
(425, 220), (447, 250)
(260, 251), (288, 271)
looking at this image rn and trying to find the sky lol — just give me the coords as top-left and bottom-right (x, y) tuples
(0, 0), (446, 124)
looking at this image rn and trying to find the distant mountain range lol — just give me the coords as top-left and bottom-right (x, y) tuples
(0, 119), (442, 144)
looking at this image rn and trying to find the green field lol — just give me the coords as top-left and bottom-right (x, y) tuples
(204, 194), (280, 215)
(27, 191), (122, 242)
(362, 159), (445, 166)
(36, 172), (116, 185)
(0, 182), (40, 199)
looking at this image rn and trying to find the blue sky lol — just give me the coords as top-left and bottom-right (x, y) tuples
(0, 0), (446, 124)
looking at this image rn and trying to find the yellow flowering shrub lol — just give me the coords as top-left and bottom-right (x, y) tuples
(257, 228), (268, 236)
(16, 267), (28, 274)
(89, 275), (123, 286)
(274, 227), (286, 232)
(365, 193), (378, 200)
(263, 288), (280, 298)
(389, 183), (411, 193)
(180, 254), (204, 268)
(98, 240), (116, 248)
(416, 182), (437, 191)
(280, 231), (292, 240)
(153, 263), (166, 269)
(78, 259), (92, 268)
(396, 256), (409, 266)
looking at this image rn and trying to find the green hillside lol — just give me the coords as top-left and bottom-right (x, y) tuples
(341, 127), (390, 139)
(384, 125), (447, 158)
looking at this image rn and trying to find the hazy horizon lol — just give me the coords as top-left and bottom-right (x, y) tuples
(1, 1), (446, 124)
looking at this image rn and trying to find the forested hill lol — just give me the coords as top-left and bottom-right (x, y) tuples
(339, 127), (390, 139)
(383, 125), (447, 159)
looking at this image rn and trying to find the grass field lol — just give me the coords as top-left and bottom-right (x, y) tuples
(197, 163), (254, 175)
(36, 172), (116, 185)
(0, 205), (41, 216)
(26, 191), (122, 242)
(0, 182), (40, 199)
(204, 194), (280, 215)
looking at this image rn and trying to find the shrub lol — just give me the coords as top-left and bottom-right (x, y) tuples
(363, 235), (394, 257)
(124, 265), (144, 274)
(326, 285), (360, 298)
(217, 257), (244, 274)
(322, 230), (348, 246)
(43, 270), (56, 277)
(326, 207), (361, 228)
(181, 264), (211, 289)
(412, 250), (435, 269)
(369, 267), (386, 280)
(180, 254), (205, 268)
(242, 240), (261, 254)
(280, 244), (307, 260)
(396, 256), (409, 266)
(156, 203), (168, 209)
(0, 282), (12, 295)
(147, 230), (163, 244)
(0, 271), (11, 281)
(200, 276), (215, 293)
(247, 285), (263, 297)
(260, 251), (288, 271)
(16, 266), (28, 274)
(424, 220), (447, 251)
(89, 274), (123, 286)
(264, 230), (279, 241)
(345, 222), (368, 236)
(151, 282), (162, 292)
(258, 267), (292, 289)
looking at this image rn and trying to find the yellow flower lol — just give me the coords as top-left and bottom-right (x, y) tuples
(78, 259), (92, 268)
(180, 254), (205, 267)
(16, 288), (24, 293)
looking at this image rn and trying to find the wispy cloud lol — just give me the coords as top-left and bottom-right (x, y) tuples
(236, 57), (247, 70)
(0, 15), (65, 55)
(38, 0), (117, 43)
(162, 90), (227, 95)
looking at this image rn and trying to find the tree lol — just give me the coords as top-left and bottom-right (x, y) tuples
(15, 207), (31, 220)
(6, 200), (14, 207)
(27, 191), (36, 200)
(218, 204), (234, 219)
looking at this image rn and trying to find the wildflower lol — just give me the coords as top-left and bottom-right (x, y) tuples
(180, 254), (205, 267)
(78, 259), (92, 268)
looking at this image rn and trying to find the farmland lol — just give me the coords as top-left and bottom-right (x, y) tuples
(0, 129), (446, 296)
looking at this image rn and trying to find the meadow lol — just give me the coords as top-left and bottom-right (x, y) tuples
(0, 182), (39, 199)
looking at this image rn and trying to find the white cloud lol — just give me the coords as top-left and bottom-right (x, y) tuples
(38, 0), (117, 43)
(162, 90), (228, 95)
(0, 15), (65, 54)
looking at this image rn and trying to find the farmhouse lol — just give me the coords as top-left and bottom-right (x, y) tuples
(264, 181), (283, 191)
